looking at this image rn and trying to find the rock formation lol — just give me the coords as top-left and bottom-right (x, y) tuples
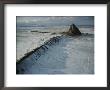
(67, 24), (81, 36)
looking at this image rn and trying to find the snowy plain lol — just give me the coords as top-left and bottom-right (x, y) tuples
(16, 26), (94, 74)
(16, 31), (62, 61)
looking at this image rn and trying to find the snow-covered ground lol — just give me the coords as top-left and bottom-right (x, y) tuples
(16, 31), (61, 61)
(16, 27), (94, 74)
(16, 27), (93, 61)
(22, 35), (94, 74)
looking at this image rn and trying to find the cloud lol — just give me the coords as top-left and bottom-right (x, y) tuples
(17, 16), (94, 27)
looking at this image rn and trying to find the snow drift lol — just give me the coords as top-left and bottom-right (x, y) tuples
(16, 24), (94, 74)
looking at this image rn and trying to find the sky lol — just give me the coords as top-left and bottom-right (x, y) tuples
(16, 16), (94, 27)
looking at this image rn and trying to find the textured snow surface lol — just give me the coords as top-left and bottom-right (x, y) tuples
(17, 35), (94, 74)
(16, 31), (61, 61)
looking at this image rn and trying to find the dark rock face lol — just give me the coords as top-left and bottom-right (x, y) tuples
(67, 24), (81, 36)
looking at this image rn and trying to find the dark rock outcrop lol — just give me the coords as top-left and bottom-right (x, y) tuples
(67, 24), (81, 36)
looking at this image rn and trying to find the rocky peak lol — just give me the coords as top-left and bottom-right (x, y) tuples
(67, 24), (81, 36)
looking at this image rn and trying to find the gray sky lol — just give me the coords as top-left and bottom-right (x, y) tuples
(17, 16), (94, 27)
